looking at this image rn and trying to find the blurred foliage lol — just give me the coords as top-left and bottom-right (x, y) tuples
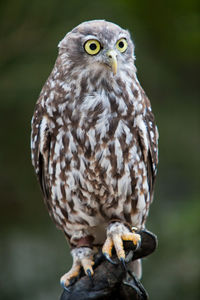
(0, 0), (199, 299)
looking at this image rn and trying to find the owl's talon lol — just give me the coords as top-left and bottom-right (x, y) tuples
(103, 252), (118, 265)
(120, 257), (127, 271)
(86, 268), (94, 286)
(86, 268), (92, 279)
(60, 247), (94, 289)
(86, 269), (93, 284)
(135, 237), (141, 250)
(102, 222), (141, 265)
(60, 280), (71, 292)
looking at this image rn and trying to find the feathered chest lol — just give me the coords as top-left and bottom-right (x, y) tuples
(47, 85), (144, 184)
(57, 85), (138, 157)
(39, 73), (152, 198)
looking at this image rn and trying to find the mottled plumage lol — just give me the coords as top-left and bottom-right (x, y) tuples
(31, 20), (158, 286)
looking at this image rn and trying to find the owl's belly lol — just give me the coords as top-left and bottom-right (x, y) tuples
(49, 120), (150, 238)
(63, 143), (147, 224)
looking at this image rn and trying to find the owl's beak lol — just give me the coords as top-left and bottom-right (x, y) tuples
(106, 50), (118, 75)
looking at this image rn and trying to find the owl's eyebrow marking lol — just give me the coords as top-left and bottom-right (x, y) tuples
(117, 33), (128, 40)
(83, 35), (99, 42)
(83, 35), (103, 50)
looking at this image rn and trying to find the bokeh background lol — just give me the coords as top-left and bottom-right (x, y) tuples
(1, 0), (199, 299)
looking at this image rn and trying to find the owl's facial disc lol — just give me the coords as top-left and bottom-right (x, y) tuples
(106, 50), (118, 75)
(82, 35), (130, 76)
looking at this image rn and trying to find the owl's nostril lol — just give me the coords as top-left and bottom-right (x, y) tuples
(108, 54), (117, 59)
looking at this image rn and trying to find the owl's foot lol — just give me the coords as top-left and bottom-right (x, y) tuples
(102, 222), (141, 266)
(60, 247), (94, 290)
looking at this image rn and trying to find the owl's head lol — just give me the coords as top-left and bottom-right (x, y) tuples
(58, 20), (135, 76)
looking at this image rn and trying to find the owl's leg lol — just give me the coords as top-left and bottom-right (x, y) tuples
(102, 222), (141, 266)
(60, 247), (94, 289)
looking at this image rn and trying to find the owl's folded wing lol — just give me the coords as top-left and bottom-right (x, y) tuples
(31, 107), (52, 210)
(135, 91), (159, 202)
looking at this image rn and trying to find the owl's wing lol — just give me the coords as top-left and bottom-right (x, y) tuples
(136, 91), (159, 201)
(31, 101), (53, 214)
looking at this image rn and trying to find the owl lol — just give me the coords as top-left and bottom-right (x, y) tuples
(31, 20), (158, 289)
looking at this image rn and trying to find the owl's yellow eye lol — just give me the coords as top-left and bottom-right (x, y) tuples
(84, 39), (101, 55)
(116, 38), (128, 53)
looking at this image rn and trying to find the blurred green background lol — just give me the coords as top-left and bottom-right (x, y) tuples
(0, 0), (199, 299)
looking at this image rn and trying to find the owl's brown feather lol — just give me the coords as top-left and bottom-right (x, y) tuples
(31, 20), (158, 283)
